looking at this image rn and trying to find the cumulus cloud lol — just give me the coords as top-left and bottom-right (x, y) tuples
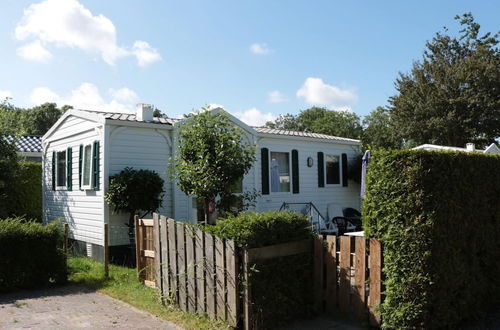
(232, 108), (276, 127)
(15, 0), (161, 66)
(249, 43), (272, 55)
(296, 77), (357, 108)
(267, 90), (287, 103)
(0, 90), (13, 101)
(30, 83), (138, 113)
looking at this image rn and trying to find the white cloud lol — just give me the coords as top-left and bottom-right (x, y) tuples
(16, 40), (52, 62)
(250, 43), (271, 55)
(267, 90), (287, 103)
(232, 108), (276, 127)
(0, 90), (13, 101)
(30, 83), (138, 113)
(15, 0), (161, 66)
(296, 77), (357, 108)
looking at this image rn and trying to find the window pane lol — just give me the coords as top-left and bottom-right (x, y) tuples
(270, 152), (290, 192)
(326, 155), (340, 184)
(83, 145), (92, 186)
(56, 151), (66, 187)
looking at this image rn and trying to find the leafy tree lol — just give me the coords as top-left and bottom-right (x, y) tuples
(173, 108), (256, 224)
(153, 108), (167, 118)
(0, 136), (19, 218)
(389, 13), (500, 148)
(362, 106), (402, 149)
(265, 114), (303, 130)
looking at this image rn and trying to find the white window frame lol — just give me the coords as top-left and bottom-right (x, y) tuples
(270, 150), (292, 194)
(55, 150), (67, 190)
(325, 154), (341, 186)
(81, 143), (94, 190)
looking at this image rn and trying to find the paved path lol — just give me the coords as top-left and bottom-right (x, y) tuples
(0, 285), (180, 330)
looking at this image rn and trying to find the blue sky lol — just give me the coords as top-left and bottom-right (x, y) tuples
(0, 0), (498, 126)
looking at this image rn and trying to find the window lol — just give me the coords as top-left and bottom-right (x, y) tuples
(82, 144), (93, 189)
(56, 150), (66, 187)
(270, 152), (290, 192)
(325, 155), (340, 184)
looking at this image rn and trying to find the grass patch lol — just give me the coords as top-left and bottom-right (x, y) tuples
(68, 256), (230, 330)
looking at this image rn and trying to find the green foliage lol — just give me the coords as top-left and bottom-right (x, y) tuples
(205, 211), (314, 328)
(362, 106), (402, 150)
(0, 218), (67, 291)
(6, 162), (42, 221)
(363, 150), (500, 329)
(216, 189), (259, 218)
(104, 167), (164, 224)
(173, 108), (255, 223)
(0, 135), (19, 218)
(389, 13), (500, 148)
(264, 113), (303, 130)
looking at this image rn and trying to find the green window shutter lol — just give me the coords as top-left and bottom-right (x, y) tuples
(93, 141), (100, 190)
(52, 151), (56, 191)
(261, 148), (269, 195)
(292, 149), (299, 194)
(79, 144), (83, 190)
(317, 152), (324, 188)
(66, 147), (72, 191)
(341, 153), (348, 187)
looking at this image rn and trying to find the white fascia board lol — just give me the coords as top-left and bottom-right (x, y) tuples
(105, 119), (173, 130)
(256, 132), (362, 146)
(42, 109), (105, 143)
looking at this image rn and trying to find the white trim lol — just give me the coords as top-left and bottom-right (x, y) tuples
(55, 149), (67, 190)
(257, 132), (361, 146)
(105, 119), (173, 130)
(81, 143), (94, 190)
(103, 124), (110, 225)
(43, 109), (105, 142)
(269, 150), (292, 194)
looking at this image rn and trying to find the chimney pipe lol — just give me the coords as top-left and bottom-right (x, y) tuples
(136, 103), (153, 122)
(466, 143), (475, 152)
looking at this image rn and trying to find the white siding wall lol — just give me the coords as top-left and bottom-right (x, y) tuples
(43, 116), (104, 246)
(255, 137), (361, 218)
(107, 126), (173, 245)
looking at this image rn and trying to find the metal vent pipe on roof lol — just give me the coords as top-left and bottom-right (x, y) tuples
(136, 103), (153, 121)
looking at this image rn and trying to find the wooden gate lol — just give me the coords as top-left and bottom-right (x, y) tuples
(135, 217), (156, 288)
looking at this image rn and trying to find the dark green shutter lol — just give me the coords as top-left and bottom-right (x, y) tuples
(317, 152), (324, 187)
(292, 149), (299, 194)
(93, 141), (100, 190)
(67, 147), (72, 191)
(79, 145), (83, 190)
(52, 151), (56, 191)
(341, 153), (348, 187)
(261, 148), (269, 195)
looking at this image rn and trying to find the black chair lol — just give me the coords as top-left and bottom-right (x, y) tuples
(331, 217), (348, 235)
(343, 207), (362, 231)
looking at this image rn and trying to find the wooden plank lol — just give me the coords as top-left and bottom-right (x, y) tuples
(247, 239), (311, 262)
(177, 224), (187, 311)
(313, 235), (324, 312)
(153, 213), (162, 293)
(225, 239), (238, 327)
(215, 237), (226, 321)
(339, 236), (351, 314)
(141, 250), (155, 258)
(144, 280), (156, 288)
(243, 250), (252, 330)
(134, 215), (141, 280)
(353, 237), (366, 320)
(195, 229), (206, 313)
(167, 219), (177, 303)
(186, 226), (196, 313)
(140, 219), (154, 226)
(160, 215), (170, 301)
(104, 224), (109, 278)
(205, 233), (216, 319)
(368, 239), (382, 327)
(325, 235), (337, 314)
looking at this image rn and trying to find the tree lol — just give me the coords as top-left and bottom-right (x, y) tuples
(362, 106), (402, 149)
(153, 108), (167, 118)
(389, 13), (500, 148)
(173, 108), (256, 224)
(265, 114), (303, 130)
(0, 135), (19, 218)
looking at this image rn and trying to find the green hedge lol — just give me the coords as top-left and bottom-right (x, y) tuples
(205, 211), (314, 328)
(7, 162), (42, 221)
(0, 218), (67, 291)
(363, 150), (500, 329)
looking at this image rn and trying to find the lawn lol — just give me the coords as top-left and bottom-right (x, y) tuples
(68, 256), (230, 330)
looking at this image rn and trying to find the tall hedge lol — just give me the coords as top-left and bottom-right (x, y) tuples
(205, 211), (314, 328)
(0, 218), (67, 291)
(363, 150), (500, 329)
(7, 162), (42, 221)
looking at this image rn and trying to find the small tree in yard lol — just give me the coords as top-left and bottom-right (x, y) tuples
(173, 108), (256, 224)
(104, 167), (164, 237)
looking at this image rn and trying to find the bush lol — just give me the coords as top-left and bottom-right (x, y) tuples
(7, 162), (42, 221)
(363, 150), (500, 329)
(0, 218), (67, 291)
(205, 211), (314, 328)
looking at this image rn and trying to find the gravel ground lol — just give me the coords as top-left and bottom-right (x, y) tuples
(0, 285), (180, 330)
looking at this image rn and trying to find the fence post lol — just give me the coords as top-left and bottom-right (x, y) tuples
(135, 215), (141, 280)
(243, 249), (252, 330)
(64, 223), (69, 255)
(104, 223), (109, 279)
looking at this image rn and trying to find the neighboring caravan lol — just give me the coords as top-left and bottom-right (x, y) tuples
(5, 134), (43, 162)
(42, 105), (361, 260)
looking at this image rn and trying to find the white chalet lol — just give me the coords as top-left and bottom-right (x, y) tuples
(42, 105), (361, 260)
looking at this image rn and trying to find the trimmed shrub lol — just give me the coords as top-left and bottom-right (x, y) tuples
(7, 162), (42, 221)
(205, 211), (314, 328)
(0, 218), (67, 291)
(363, 150), (500, 329)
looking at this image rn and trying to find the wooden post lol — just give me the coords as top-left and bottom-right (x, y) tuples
(153, 213), (163, 294)
(64, 223), (69, 255)
(104, 223), (109, 279)
(368, 239), (382, 327)
(313, 235), (324, 313)
(134, 215), (141, 280)
(243, 249), (252, 330)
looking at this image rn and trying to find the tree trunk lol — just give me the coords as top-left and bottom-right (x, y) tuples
(204, 197), (217, 225)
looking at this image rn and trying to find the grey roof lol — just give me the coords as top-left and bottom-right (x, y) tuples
(253, 127), (361, 143)
(80, 109), (178, 125)
(5, 134), (42, 153)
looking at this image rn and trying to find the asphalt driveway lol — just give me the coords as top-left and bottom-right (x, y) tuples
(0, 285), (180, 329)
